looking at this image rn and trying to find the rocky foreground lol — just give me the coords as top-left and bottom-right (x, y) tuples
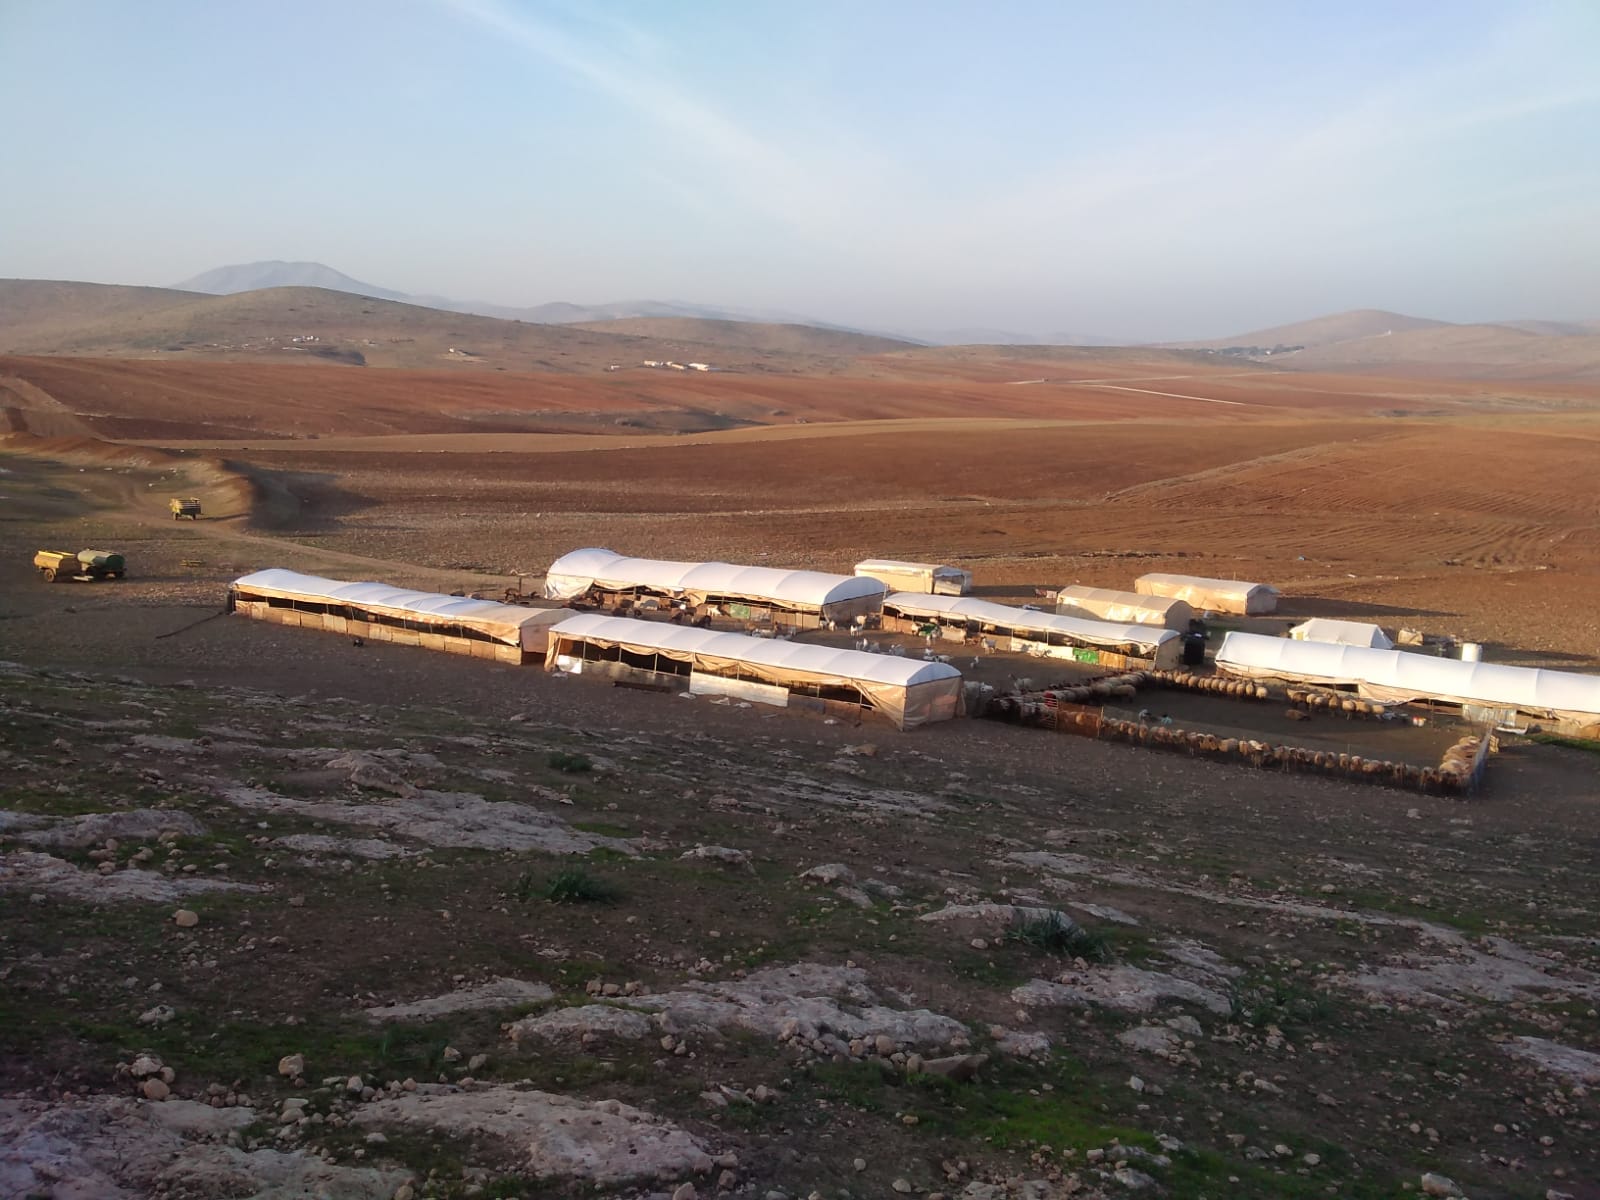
(2, 658), (1597, 1199)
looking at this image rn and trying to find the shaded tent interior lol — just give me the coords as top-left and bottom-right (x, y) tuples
(881, 593), (1182, 669)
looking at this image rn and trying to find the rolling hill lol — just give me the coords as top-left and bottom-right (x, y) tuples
(1272, 323), (1600, 380)
(0, 283), (910, 375)
(1176, 308), (1452, 350)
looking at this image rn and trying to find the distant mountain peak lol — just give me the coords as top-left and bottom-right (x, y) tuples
(173, 261), (409, 301)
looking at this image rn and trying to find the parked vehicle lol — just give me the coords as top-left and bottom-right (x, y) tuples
(34, 549), (127, 582)
(170, 497), (203, 520)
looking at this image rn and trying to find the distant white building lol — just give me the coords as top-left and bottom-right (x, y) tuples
(687, 362), (711, 371)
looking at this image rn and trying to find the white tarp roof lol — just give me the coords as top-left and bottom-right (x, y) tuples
(855, 559), (970, 578)
(883, 593), (1177, 656)
(543, 548), (885, 610)
(1055, 585), (1192, 626)
(549, 613), (958, 687)
(1135, 573), (1279, 613)
(1216, 631), (1600, 720)
(233, 569), (564, 649)
(1289, 618), (1394, 650)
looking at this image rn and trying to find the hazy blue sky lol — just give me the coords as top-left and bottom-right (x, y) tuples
(2, 0), (1597, 339)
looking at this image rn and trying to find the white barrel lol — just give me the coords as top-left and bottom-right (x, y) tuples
(1459, 642), (1482, 662)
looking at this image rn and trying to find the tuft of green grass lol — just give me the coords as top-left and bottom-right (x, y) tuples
(547, 750), (593, 773)
(1006, 911), (1111, 962)
(542, 867), (620, 904)
(1531, 732), (1600, 755)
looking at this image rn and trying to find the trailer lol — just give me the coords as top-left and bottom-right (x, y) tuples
(34, 549), (127, 582)
(170, 497), (203, 520)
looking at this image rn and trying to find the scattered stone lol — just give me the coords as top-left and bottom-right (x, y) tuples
(173, 909), (200, 928)
(892, 1180), (913, 1194)
(1118, 1025), (1181, 1056)
(20, 809), (207, 850)
(919, 902), (1076, 932)
(130, 1055), (164, 1079)
(680, 845), (753, 869)
(673, 1184), (698, 1200)
(141, 1079), (171, 1102)
(138, 1004), (176, 1026)
(1420, 1172), (1465, 1198)
(799, 863), (856, 885)
(278, 1054), (305, 1079)
(467, 1053), (489, 1072)
(918, 1053), (989, 1082)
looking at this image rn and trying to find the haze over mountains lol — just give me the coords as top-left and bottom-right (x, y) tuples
(1, 266), (1598, 380)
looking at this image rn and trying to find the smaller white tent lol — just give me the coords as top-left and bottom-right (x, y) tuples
(1055, 585), (1192, 630)
(854, 559), (973, 596)
(1135, 573), (1279, 615)
(1290, 618), (1393, 650)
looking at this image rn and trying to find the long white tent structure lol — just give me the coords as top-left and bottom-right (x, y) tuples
(854, 559), (973, 596)
(1216, 631), (1600, 727)
(544, 548), (886, 623)
(1055, 585), (1193, 630)
(1135, 573), (1279, 615)
(1289, 618), (1394, 650)
(882, 593), (1181, 667)
(231, 569), (567, 661)
(545, 614), (963, 729)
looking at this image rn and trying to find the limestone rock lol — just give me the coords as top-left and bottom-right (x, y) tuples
(354, 1086), (714, 1186)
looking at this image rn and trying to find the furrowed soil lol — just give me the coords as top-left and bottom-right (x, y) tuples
(2, 353), (1599, 1200)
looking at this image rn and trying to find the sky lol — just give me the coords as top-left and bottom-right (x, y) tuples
(2, 0), (1597, 341)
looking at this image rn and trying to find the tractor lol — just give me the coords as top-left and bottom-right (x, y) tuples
(170, 497), (203, 520)
(34, 549), (127, 582)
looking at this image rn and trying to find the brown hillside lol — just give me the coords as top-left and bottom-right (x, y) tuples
(0, 279), (202, 347)
(570, 316), (915, 356)
(1279, 324), (1600, 380)
(1173, 308), (1451, 349)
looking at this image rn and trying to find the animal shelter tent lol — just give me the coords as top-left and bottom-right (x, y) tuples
(1216, 631), (1600, 726)
(1289, 618), (1394, 650)
(882, 594), (1181, 666)
(544, 614), (963, 729)
(1134, 573), (1279, 615)
(1055, 585), (1193, 629)
(543, 548), (886, 622)
(853, 559), (973, 596)
(230, 569), (566, 662)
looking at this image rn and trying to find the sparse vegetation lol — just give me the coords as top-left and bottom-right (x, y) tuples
(547, 750), (593, 773)
(540, 867), (620, 904)
(1006, 911), (1111, 962)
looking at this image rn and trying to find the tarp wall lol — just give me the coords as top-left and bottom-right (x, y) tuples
(545, 614), (962, 729)
(1216, 631), (1600, 723)
(1135, 573), (1279, 615)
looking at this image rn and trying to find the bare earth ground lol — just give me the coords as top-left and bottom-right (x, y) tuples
(2, 356), (1599, 1200)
